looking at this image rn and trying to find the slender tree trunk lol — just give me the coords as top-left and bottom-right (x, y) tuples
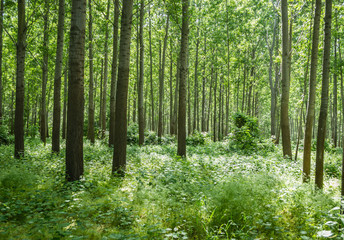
(62, 64), (67, 139)
(112, 0), (134, 175)
(193, 27), (199, 133)
(101, 0), (111, 139)
(15, 0), (26, 158)
(177, 0), (189, 157)
(149, 6), (154, 131)
(172, 56), (180, 135)
(213, 71), (217, 142)
(169, 39), (173, 134)
(332, 37), (338, 147)
(40, 0), (49, 145)
(0, 0), (3, 125)
(315, 0), (332, 189)
(268, 13), (278, 136)
(87, 0), (95, 144)
(208, 63), (214, 132)
(138, 0), (145, 145)
(52, 0), (65, 153)
(66, 0), (86, 181)
(158, 17), (169, 138)
(109, 0), (120, 146)
(99, 60), (103, 127)
(187, 65), (191, 135)
(201, 37), (206, 132)
(280, 0), (292, 158)
(303, 0), (322, 182)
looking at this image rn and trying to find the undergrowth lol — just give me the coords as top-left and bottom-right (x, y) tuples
(0, 138), (343, 239)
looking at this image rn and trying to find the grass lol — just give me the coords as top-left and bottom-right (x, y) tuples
(0, 137), (344, 239)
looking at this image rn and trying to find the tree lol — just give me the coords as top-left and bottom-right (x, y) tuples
(280, 0), (292, 158)
(14, 0), (26, 158)
(112, 0), (134, 175)
(303, 0), (322, 182)
(0, 0), (3, 126)
(138, 0), (145, 146)
(87, 0), (95, 144)
(177, 0), (189, 157)
(158, 16), (169, 138)
(40, 0), (49, 145)
(52, 0), (65, 153)
(66, 0), (86, 181)
(109, 0), (120, 146)
(315, 0), (332, 189)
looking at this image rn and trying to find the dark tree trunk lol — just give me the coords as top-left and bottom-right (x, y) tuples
(52, 0), (65, 153)
(332, 37), (338, 147)
(315, 0), (332, 189)
(303, 0), (322, 182)
(193, 27), (199, 133)
(158, 17), (169, 138)
(112, 0), (134, 175)
(15, 0), (26, 158)
(62, 64), (67, 140)
(40, 0), (49, 145)
(138, 0), (145, 145)
(101, 0), (111, 139)
(280, 0), (292, 158)
(177, 0), (189, 157)
(109, 0), (120, 146)
(201, 37), (206, 132)
(0, 0), (3, 125)
(213, 71), (217, 142)
(66, 0), (86, 181)
(87, 0), (95, 143)
(149, 6), (154, 131)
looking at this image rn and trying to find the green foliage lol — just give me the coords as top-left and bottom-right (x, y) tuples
(127, 124), (175, 145)
(0, 139), (343, 239)
(230, 112), (259, 150)
(0, 125), (13, 145)
(186, 131), (206, 146)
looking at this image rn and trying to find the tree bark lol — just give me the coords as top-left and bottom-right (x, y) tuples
(112, 0), (134, 175)
(149, 6), (154, 131)
(62, 64), (67, 140)
(158, 17), (169, 138)
(0, 0), (3, 125)
(332, 36), (338, 147)
(101, 0), (111, 139)
(87, 0), (95, 144)
(138, 0), (145, 145)
(66, 0), (86, 181)
(193, 27), (200, 133)
(40, 0), (49, 145)
(303, 0), (322, 182)
(177, 0), (189, 157)
(14, 0), (26, 158)
(52, 0), (65, 153)
(109, 0), (120, 146)
(315, 0), (332, 189)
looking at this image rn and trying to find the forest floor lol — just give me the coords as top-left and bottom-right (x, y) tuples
(0, 136), (344, 239)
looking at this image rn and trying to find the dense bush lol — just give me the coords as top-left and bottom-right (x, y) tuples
(230, 112), (259, 150)
(186, 131), (206, 146)
(0, 125), (13, 145)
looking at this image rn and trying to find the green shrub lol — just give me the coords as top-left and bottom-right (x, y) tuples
(127, 123), (139, 145)
(0, 125), (13, 145)
(186, 131), (205, 146)
(230, 112), (259, 150)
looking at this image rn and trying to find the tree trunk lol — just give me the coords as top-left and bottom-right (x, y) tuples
(315, 0), (332, 189)
(213, 71), (217, 142)
(0, 0), (3, 125)
(280, 0), (292, 158)
(52, 0), (65, 153)
(149, 5), (154, 131)
(66, 0), (86, 181)
(303, 0), (322, 182)
(40, 0), (49, 145)
(62, 64), (67, 140)
(138, 0), (145, 146)
(87, 0), (95, 144)
(112, 0), (134, 175)
(109, 0), (120, 146)
(177, 0), (189, 157)
(332, 36), (338, 147)
(169, 39), (173, 134)
(14, 0), (26, 158)
(101, 0), (111, 139)
(158, 17), (169, 138)
(201, 37), (207, 132)
(193, 27), (199, 133)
